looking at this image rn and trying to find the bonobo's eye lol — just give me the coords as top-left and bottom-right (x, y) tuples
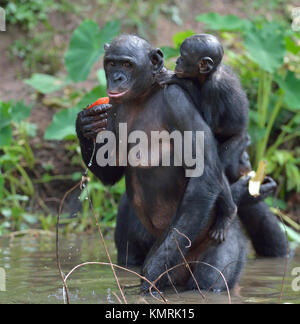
(177, 57), (183, 64)
(122, 61), (132, 68)
(107, 61), (116, 67)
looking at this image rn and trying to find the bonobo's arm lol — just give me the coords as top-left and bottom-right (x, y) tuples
(141, 84), (224, 291)
(76, 104), (125, 186)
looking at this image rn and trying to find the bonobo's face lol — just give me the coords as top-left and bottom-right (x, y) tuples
(104, 35), (162, 103)
(175, 43), (199, 78)
(175, 35), (223, 78)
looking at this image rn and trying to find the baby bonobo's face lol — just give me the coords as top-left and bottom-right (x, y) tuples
(175, 44), (199, 78)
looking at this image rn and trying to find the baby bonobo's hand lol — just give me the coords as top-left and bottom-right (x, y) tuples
(77, 104), (112, 140)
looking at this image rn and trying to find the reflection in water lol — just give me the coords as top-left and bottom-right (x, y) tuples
(0, 233), (299, 304)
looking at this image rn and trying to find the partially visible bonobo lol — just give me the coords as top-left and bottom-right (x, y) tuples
(158, 34), (249, 242)
(76, 35), (249, 292)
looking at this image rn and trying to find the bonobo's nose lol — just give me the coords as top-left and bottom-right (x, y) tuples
(113, 72), (126, 82)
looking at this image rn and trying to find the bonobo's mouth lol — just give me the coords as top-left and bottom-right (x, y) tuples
(108, 90), (128, 98)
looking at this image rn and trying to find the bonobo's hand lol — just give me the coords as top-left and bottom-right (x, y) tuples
(232, 176), (277, 206)
(76, 104), (112, 140)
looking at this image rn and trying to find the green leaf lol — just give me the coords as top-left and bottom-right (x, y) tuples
(285, 35), (300, 54)
(244, 22), (285, 73)
(275, 72), (300, 111)
(160, 46), (179, 61)
(172, 30), (195, 48)
(24, 73), (68, 94)
(0, 173), (4, 200)
(196, 13), (251, 31)
(286, 163), (300, 192)
(0, 102), (12, 146)
(22, 213), (38, 224)
(77, 85), (107, 108)
(11, 100), (33, 123)
(0, 126), (12, 147)
(279, 224), (300, 243)
(96, 69), (107, 86)
(0, 101), (12, 129)
(44, 107), (81, 140)
(65, 19), (120, 82)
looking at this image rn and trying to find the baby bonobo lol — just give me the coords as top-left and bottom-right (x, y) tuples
(158, 34), (249, 242)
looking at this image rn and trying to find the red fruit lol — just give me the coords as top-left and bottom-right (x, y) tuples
(87, 97), (110, 109)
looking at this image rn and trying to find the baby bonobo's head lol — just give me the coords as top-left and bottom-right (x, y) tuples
(175, 34), (224, 80)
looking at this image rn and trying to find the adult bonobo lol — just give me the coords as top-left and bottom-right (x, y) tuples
(77, 35), (255, 292)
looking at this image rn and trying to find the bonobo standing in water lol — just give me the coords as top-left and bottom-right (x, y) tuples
(158, 33), (286, 257)
(76, 35), (251, 292)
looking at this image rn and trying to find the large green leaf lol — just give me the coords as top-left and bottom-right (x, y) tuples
(196, 13), (251, 31)
(244, 22), (285, 73)
(44, 107), (81, 140)
(44, 85), (107, 140)
(77, 85), (107, 108)
(24, 74), (68, 94)
(96, 69), (107, 86)
(160, 46), (179, 61)
(0, 101), (12, 129)
(11, 101), (33, 123)
(0, 126), (12, 147)
(172, 30), (195, 48)
(275, 72), (300, 111)
(0, 101), (12, 147)
(65, 19), (120, 83)
(0, 173), (4, 199)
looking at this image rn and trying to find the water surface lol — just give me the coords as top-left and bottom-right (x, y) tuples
(0, 233), (299, 304)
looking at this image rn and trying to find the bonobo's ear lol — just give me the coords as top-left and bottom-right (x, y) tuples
(149, 48), (164, 73)
(198, 57), (214, 74)
(104, 43), (110, 51)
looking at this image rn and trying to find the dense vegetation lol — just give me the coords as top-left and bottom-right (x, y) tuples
(0, 0), (300, 242)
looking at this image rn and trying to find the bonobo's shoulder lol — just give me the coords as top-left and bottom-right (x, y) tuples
(164, 83), (191, 99)
(214, 64), (241, 85)
(163, 84), (194, 109)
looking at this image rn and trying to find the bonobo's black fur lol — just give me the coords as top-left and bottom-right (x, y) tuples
(157, 34), (249, 181)
(76, 35), (250, 292)
(155, 34), (287, 258)
(158, 34), (250, 242)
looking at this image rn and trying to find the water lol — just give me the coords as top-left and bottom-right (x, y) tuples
(0, 233), (299, 304)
